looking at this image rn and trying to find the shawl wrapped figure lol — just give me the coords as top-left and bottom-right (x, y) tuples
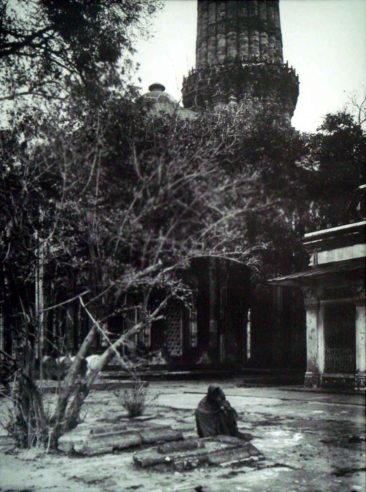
(195, 385), (239, 438)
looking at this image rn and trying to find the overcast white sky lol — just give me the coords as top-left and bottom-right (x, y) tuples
(134, 0), (366, 132)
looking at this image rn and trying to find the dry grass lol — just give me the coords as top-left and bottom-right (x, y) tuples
(115, 381), (151, 418)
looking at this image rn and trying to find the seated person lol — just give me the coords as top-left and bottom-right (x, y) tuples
(195, 384), (239, 438)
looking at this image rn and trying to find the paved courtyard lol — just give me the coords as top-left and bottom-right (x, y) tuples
(0, 379), (365, 491)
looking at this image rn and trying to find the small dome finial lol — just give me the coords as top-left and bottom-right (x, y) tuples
(148, 83), (165, 92)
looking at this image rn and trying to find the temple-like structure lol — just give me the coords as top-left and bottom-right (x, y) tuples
(0, 1), (305, 380)
(182, 0), (299, 120)
(271, 187), (366, 390)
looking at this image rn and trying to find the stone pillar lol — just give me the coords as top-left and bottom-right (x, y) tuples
(318, 303), (325, 374)
(355, 291), (366, 390)
(303, 290), (320, 387)
(35, 233), (45, 363)
(209, 258), (218, 352)
(272, 286), (284, 367)
(0, 305), (4, 361)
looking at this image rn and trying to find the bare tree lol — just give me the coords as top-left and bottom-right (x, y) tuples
(345, 90), (366, 128)
(2, 99), (274, 448)
(0, 0), (162, 104)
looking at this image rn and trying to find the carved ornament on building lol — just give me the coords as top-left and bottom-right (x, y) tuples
(302, 287), (319, 309)
(182, 59), (299, 115)
(350, 284), (366, 302)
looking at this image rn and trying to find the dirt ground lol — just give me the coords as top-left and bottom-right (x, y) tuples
(0, 380), (365, 492)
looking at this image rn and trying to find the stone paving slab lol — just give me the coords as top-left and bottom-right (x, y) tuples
(133, 435), (263, 471)
(151, 387), (365, 424)
(58, 420), (183, 455)
(149, 380), (365, 405)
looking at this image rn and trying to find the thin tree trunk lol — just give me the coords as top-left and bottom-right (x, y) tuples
(62, 321), (144, 432)
(50, 323), (97, 445)
(50, 299), (167, 448)
(13, 372), (47, 448)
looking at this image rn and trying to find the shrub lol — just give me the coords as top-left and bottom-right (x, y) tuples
(116, 381), (150, 418)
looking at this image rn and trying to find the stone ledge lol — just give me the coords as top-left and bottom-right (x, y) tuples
(133, 435), (262, 471)
(58, 421), (183, 455)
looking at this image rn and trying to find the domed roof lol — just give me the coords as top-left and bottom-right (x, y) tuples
(141, 83), (178, 114)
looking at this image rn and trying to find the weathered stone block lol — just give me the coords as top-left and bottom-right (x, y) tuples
(58, 421), (179, 455)
(74, 431), (142, 455)
(133, 442), (211, 468)
(157, 438), (204, 454)
(140, 428), (183, 444)
(133, 436), (263, 470)
(207, 442), (261, 466)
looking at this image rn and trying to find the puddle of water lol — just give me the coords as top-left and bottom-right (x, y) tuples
(254, 429), (304, 450)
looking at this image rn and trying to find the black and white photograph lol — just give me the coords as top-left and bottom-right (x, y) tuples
(0, 0), (365, 491)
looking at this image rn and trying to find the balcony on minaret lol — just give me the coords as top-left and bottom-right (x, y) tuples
(183, 0), (298, 118)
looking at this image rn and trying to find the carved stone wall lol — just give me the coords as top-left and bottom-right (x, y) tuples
(196, 0), (283, 68)
(183, 0), (299, 119)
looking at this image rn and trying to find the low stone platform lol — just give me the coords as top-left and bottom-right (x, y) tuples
(133, 435), (263, 471)
(58, 420), (183, 456)
(14, 379), (147, 394)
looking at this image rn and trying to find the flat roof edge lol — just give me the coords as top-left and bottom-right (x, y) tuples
(269, 258), (365, 285)
(304, 221), (366, 240)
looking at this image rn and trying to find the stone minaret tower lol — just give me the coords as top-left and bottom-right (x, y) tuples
(182, 0), (299, 120)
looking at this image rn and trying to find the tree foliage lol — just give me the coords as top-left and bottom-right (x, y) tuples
(2, 0), (365, 445)
(0, 0), (161, 106)
(3, 97), (364, 447)
(305, 111), (366, 228)
(1, 86), (317, 445)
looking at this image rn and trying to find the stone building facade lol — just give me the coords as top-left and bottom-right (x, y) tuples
(271, 189), (366, 390)
(148, 258), (251, 370)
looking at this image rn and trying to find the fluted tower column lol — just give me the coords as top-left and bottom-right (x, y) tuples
(182, 0), (299, 120)
(196, 0), (283, 67)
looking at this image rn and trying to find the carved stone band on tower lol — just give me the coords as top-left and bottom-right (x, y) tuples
(182, 0), (299, 120)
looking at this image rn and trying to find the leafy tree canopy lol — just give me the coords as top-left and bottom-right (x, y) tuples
(0, 0), (162, 107)
(2, 72), (365, 447)
(305, 111), (366, 228)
